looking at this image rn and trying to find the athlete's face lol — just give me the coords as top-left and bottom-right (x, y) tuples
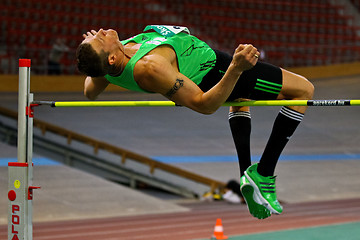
(82, 29), (121, 54)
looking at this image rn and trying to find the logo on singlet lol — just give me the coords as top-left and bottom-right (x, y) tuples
(181, 43), (205, 57)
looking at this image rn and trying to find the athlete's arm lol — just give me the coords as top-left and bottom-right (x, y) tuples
(84, 76), (109, 100)
(134, 44), (259, 114)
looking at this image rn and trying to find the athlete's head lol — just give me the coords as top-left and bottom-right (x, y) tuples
(76, 43), (110, 77)
(76, 29), (124, 77)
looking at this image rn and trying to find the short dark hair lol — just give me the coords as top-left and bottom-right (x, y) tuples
(76, 43), (110, 77)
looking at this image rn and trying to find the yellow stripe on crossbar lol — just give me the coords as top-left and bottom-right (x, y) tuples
(222, 100), (308, 107)
(53, 100), (309, 107)
(350, 100), (360, 106)
(54, 101), (177, 107)
(38, 99), (359, 107)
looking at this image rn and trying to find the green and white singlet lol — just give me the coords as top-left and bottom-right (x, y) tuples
(105, 25), (216, 92)
(105, 25), (283, 100)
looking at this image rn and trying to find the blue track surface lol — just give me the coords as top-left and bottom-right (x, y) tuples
(0, 157), (60, 166)
(1, 153), (359, 166)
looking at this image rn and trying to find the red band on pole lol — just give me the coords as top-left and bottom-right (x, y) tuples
(19, 59), (31, 67)
(8, 162), (31, 167)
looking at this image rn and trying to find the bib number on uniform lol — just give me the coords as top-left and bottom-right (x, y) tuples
(144, 25), (190, 37)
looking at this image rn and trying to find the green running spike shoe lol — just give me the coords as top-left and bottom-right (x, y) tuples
(240, 175), (271, 219)
(244, 163), (283, 214)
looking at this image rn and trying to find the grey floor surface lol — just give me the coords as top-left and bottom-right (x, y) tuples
(0, 75), (359, 224)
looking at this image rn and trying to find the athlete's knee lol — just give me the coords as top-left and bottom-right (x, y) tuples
(292, 75), (314, 100)
(281, 69), (315, 100)
(230, 106), (250, 112)
(302, 77), (314, 100)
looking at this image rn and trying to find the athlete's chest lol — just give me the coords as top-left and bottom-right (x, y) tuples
(124, 42), (142, 58)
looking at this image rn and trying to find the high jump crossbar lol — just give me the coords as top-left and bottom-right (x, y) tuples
(32, 99), (360, 107)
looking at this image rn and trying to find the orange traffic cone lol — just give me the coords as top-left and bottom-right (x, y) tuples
(211, 218), (228, 239)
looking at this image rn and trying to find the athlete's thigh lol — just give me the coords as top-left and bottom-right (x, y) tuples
(277, 68), (314, 100)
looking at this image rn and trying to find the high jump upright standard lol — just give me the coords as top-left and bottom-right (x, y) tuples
(8, 59), (40, 240)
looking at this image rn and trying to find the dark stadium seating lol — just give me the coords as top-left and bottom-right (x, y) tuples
(171, 0), (360, 66)
(1, 0), (360, 73)
(351, 0), (360, 10)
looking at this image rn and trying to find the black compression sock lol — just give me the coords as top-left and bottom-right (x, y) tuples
(229, 111), (252, 177)
(258, 107), (304, 177)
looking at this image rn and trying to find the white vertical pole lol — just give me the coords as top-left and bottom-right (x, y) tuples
(8, 59), (33, 240)
(17, 59), (30, 163)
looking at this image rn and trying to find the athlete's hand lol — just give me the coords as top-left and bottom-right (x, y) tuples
(82, 29), (101, 38)
(231, 44), (260, 72)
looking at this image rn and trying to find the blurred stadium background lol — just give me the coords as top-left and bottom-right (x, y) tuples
(1, 0), (360, 75)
